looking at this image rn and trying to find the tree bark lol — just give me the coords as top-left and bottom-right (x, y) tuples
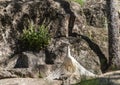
(106, 0), (120, 70)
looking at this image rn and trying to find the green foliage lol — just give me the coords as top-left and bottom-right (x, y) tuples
(39, 73), (43, 78)
(108, 65), (118, 71)
(20, 23), (50, 51)
(71, 0), (85, 6)
(77, 79), (99, 85)
(75, 0), (85, 5)
(75, 78), (108, 85)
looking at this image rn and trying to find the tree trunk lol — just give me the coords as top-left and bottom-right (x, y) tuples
(106, 0), (120, 70)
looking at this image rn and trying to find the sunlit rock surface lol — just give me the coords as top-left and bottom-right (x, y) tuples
(0, 0), (112, 84)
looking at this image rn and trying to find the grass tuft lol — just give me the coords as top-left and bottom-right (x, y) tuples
(20, 22), (50, 51)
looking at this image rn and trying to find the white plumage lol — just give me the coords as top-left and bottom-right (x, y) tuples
(46, 45), (96, 80)
(67, 46), (96, 77)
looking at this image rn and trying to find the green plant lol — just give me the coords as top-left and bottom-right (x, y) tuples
(78, 79), (99, 85)
(70, 0), (86, 6)
(20, 23), (50, 51)
(74, 78), (108, 85)
(76, 0), (85, 5)
(39, 73), (43, 78)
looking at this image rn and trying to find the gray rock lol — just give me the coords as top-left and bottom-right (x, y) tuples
(0, 51), (45, 69)
(0, 66), (53, 79)
(0, 0), (109, 81)
(0, 78), (62, 85)
(0, 69), (17, 79)
(0, 68), (34, 79)
(83, 0), (106, 28)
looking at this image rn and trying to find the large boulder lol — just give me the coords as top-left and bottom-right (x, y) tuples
(0, 0), (108, 81)
(83, 0), (106, 28)
(0, 78), (62, 85)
